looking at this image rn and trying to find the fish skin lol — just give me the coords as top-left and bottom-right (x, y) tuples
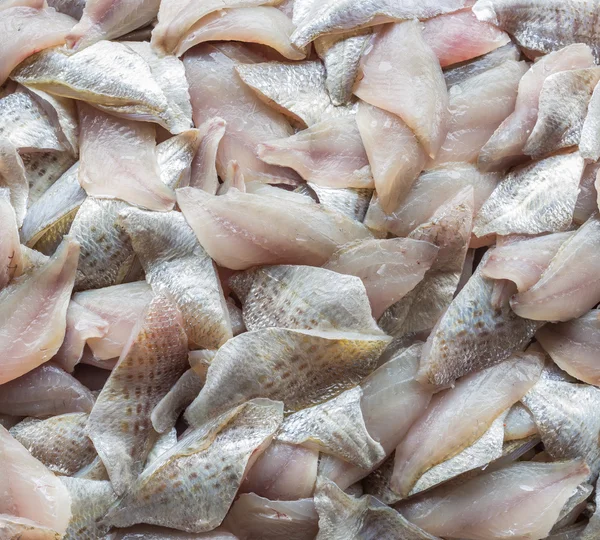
(429, 59), (528, 168)
(73, 456), (109, 481)
(119, 209), (233, 350)
(0, 189), (22, 290)
(305, 183), (372, 222)
(110, 525), (238, 539)
(504, 402), (538, 441)
(473, 153), (585, 238)
(397, 459), (590, 540)
(552, 482), (593, 532)
(511, 214), (600, 322)
(187, 349), (216, 378)
(580, 80), (600, 161)
(0, 515), (61, 539)
(175, 7), (306, 59)
(151, 369), (204, 434)
(473, 0), (600, 62)
(77, 102), (175, 212)
(481, 231), (576, 292)
(0, 425), (72, 534)
(315, 478), (440, 540)
(356, 102), (427, 213)
(185, 327), (390, 427)
(391, 352), (543, 498)
(47, 0), (85, 19)
(0, 6), (75, 86)
(104, 399), (283, 533)
(66, 0), (160, 50)
(524, 68), (600, 157)
(88, 294), (188, 495)
(0, 364), (94, 417)
(176, 187), (371, 270)
(144, 428), (178, 469)
(523, 379), (600, 480)
(419, 251), (542, 387)
(60, 477), (117, 540)
(22, 151), (77, 207)
(379, 188), (474, 339)
(0, 140), (29, 228)
(290, 0), (466, 48)
(189, 118), (226, 194)
(478, 43), (595, 171)
(581, 478), (600, 539)
(0, 237), (79, 384)
(536, 310), (600, 386)
(9, 413), (95, 476)
(324, 238), (439, 319)
(225, 494), (318, 540)
(229, 265), (383, 335)
(235, 60), (354, 128)
(354, 20), (449, 159)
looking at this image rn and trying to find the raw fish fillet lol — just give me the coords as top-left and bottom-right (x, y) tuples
(189, 118), (226, 194)
(0, 189), (22, 290)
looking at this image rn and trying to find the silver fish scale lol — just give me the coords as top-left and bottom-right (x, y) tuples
(308, 183), (372, 222)
(21, 150), (76, 206)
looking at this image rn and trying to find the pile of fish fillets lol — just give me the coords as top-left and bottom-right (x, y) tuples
(1, 0), (600, 538)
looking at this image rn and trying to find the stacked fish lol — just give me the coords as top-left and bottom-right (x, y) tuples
(2, 0), (600, 538)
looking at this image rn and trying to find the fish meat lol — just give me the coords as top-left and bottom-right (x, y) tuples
(9, 413), (96, 476)
(77, 102), (175, 211)
(356, 102), (427, 213)
(22, 151), (77, 206)
(0, 140), (28, 227)
(0, 6), (75, 86)
(504, 402), (538, 441)
(303, 183), (372, 222)
(175, 7), (306, 59)
(473, 152), (585, 238)
(189, 118), (226, 194)
(580, 79), (600, 161)
(524, 68), (600, 157)
(391, 352), (543, 498)
(119, 208), (233, 349)
(473, 0), (600, 61)
(47, 0), (85, 19)
(379, 187), (474, 338)
(0, 189), (22, 290)
(104, 399), (283, 532)
(176, 186), (371, 270)
(67, 0), (160, 50)
(87, 294), (188, 495)
(185, 327), (390, 427)
(0, 515), (61, 539)
(478, 43), (595, 171)
(0, 237), (78, 384)
(511, 214), (600, 322)
(0, 425), (72, 534)
(0, 363), (94, 417)
(229, 265), (383, 335)
(397, 459), (590, 540)
(324, 238), (439, 319)
(419, 251), (541, 386)
(537, 310), (600, 386)
(481, 231), (576, 292)
(355, 21), (449, 159)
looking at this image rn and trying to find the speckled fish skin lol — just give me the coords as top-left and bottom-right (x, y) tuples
(0, 189), (21, 290)
(391, 352), (542, 498)
(536, 310), (600, 386)
(258, 116), (372, 189)
(87, 294), (189, 495)
(0, 140), (28, 227)
(511, 214), (600, 322)
(12, 41), (172, 127)
(22, 151), (77, 207)
(235, 60), (354, 128)
(523, 68), (600, 157)
(66, 0), (160, 51)
(354, 20), (449, 159)
(225, 494), (318, 540)
(144, 428), (178, 468)
(356, 102), (427, 213)
(305, 183), (372, 222)
(0, 6), (75, 86)
(176, 187), (372, 270)
(324, 238), (439, 319)
(0, 364), (94, 417)
(229, 265), (383, 335)
(473, 152), (585, 238)
(478, 43), (595, 171)
(291, 0), (466, 48)
(473, 0), (600, 62)
(9, 414), (95, 477)
(315, 30), (371, 106)
(397, 459), (589, 540)
(523, 379), (600, 479)
(0, 237), (79, 384)
(379, 187), (473, 338)
(185, 327), (390, 427)
(0, 515), (61, 540)
(104, 399), (283, 533)
(189, 118), (226, 194)
(504, 402), (538, 440)
(481, 231), (575, 292)
(418, 251), (541, 387)
(0, 424), (72, 535)
(119, 209), (232, 350)
(315, 478), (439, 540)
